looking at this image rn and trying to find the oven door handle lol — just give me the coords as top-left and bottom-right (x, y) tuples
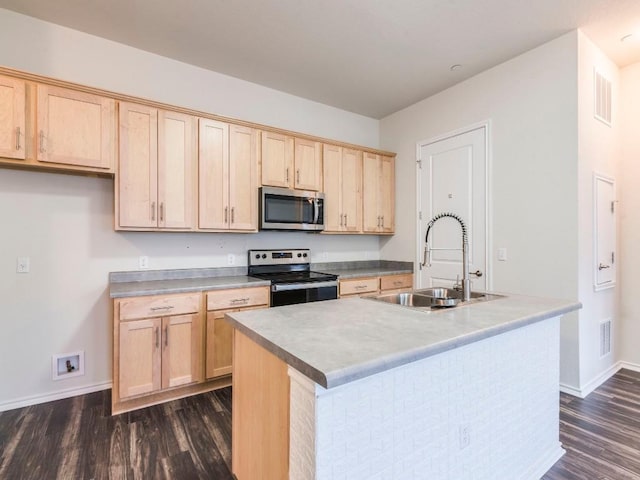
(272, 280), (338, 292)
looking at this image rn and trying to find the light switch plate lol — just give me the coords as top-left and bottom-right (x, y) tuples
(139, 256), (149, 269)
(497, 248), (508, 262)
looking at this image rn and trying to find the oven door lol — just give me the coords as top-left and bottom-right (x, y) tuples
(260, 186), (324, 231)
(271, 280), (338, 307)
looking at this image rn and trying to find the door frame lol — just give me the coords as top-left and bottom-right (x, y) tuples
(415, 120), (493, 290)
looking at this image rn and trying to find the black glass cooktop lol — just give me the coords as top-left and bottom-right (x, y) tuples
(250, 271), (337, 284)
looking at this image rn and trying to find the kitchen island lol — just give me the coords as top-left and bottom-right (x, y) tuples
(225, 293), (581, 480)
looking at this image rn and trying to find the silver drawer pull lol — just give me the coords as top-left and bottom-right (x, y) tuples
(393, 281), (403, 286)
(355, 285), (368, 290)
(598, 263), (611, 270)
(150, 305), (174, 311)
(16, 127), (21, 151)
(231, 297), (249, 304)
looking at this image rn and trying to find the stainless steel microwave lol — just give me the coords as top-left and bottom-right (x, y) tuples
(259, 186), (325, 231)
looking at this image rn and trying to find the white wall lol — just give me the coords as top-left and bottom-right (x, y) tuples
(619, 62), (640, 368)
(0, 9), (381, 409)
(379, 32), (580, 385)
(576, 32), (620, 391)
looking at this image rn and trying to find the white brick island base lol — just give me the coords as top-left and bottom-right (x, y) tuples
(288, 317), (563, 480)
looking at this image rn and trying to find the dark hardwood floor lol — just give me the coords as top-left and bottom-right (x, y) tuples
(2, 369), (640, 479)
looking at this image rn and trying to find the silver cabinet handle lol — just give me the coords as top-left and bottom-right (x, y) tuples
(344, 213), (347, 226)
(377, 216), (381, 227)
(164, 326), (168, 347)
(159, 202), (164, 222)
(381, 216), (384, 228)
(155, 327), (159, 349)
(230, 297), (249, 304)
(599, 263), (611, 270)
(296, 169), (300, 184)
(39, 130), (45, 153)
(151, 201), (156, 221)
(231, 207), (235, 223)
(355, 285), (368, 290)
(286, 168), (289, 183)
(15, 127), (21, 151)
(224, 206), (228, 223)
(150, 305), (174, 311)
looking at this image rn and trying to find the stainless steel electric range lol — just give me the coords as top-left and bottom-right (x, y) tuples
(248, 249), (338, 307)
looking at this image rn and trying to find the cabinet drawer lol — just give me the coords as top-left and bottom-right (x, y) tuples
(339, 277), (379, 296)
(380, 274), (413, 292)
(207, 286), (270, 311)
(119, 293), (201, 321)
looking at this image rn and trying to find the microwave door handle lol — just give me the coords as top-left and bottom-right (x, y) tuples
(313, 198), (320, 224)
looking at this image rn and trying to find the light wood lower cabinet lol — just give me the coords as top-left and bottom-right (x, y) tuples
(113, 292), (211, 414)
(339, 273), (413, 298)
(205, 286), (270, 380)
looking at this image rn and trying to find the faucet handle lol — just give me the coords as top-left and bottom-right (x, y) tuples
(453, 275), (462, 290)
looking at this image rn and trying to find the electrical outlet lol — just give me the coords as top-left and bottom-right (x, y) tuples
(16, 257), (30, 273)
(139, 256), (149, 269)
(497, 248), (508, 262)
(459, 425), (471, 449)
(227, 254), (235, 266)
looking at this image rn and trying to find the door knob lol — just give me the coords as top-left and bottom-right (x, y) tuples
(470, 270), (483, 277)
(598, 263), (611, 270)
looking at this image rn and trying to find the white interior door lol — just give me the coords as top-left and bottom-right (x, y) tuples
(594, 174), (616, 290)
(417, 126), (487, 290)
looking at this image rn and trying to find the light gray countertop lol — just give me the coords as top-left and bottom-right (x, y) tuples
(109, 261), (413, 298)
(225, 293), (581, 389)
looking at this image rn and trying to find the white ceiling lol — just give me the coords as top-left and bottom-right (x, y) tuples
(1, 0), (640, 118)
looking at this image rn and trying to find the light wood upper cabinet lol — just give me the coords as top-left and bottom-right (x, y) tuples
(158, 110), (196, 229)
(37, 85), (115, 170)
(0, 75), (25, 160)
(261, 131), (293, 188)
(294, 138), (322, 191)
(322, 144), (362, 233)
(199, 120), (257, 231)
(363, 153), (395, 234)
(118, 102), (196, 230)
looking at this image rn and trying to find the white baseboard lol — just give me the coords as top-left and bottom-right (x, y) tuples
(520, 443), (565, 480)
(560, 361), (623, 399)
(619, 361), (640, 373)
(0, 381), (112, 412)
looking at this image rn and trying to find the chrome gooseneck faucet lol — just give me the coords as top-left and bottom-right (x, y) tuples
(422, 212), (470, 302)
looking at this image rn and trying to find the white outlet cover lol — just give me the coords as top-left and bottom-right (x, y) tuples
(16, 256), (30, 273)
(227, 254), (235, 265)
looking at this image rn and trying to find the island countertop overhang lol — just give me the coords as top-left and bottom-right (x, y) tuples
(225, 293), (581, 389)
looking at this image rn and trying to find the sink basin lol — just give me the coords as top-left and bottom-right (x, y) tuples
(368, 288), (504, 310)
(373, 292), (435, 307)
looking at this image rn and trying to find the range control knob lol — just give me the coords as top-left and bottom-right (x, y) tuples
(262, 254), (267, 259)
(297, 253), (302, 257)
(303, 253), (308, 258)
(255, 254), (260, 259)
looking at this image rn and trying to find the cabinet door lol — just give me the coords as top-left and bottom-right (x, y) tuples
(198, 118), (229, 229)
(294, 138), (322, 191)
(261, 131), (293, 188)
(379, 155), (395, 233)
(341, 148), (362, 232)
(206, 311), (233, 379)
(37, 85), (115, 170)
(229, 125), (258, 230)
(118, 102), (158, 228)
(362, 152), (381, 233)
(119, 318), (161, 398)
(322, 144), (343, 232)
(0, 75), (25, 160)
(161, 313), (202, 389)
(158, 110), (196, 229)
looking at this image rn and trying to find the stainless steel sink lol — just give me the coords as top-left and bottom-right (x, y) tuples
(368, 288), (503, 310)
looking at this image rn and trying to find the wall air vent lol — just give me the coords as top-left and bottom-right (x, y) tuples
(600, 319), (612, 357)
(594, 69), (612, 126)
